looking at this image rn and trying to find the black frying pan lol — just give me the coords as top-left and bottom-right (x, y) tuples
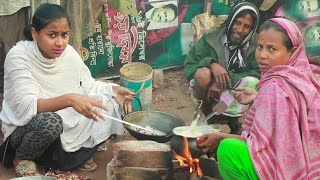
(122, 97), (185, 143)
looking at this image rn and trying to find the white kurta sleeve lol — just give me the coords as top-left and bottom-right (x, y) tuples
(1, 47), (40, 127)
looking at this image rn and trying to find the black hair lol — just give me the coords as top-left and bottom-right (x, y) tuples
(163, 3), (178, 19)
(23, 3), (70, 40)
(259, 20), (294, 50)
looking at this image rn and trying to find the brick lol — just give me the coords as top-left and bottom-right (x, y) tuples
(201, 176), (220, 180)
(107, 159), (173, 180)
(199, 156), (221, 179)
(112, 140), (172, 168)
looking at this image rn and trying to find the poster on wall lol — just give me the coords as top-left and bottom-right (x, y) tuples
(81, 0), (146, 78)
(296, 18), (320, 60)
(81, 0), (288, 79)
(276, 0), (320, 63)
(144, 0), (179, 30)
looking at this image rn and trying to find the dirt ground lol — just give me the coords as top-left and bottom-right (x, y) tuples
(149, 67), (195, 124)
(0, 67), (197, 179)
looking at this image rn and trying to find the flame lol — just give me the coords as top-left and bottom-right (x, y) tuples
(175, 137), (203, 177)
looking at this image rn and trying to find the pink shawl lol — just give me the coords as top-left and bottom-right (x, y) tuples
(241, 18), (320, 179)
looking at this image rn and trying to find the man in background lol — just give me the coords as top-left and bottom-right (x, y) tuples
(183, 2), (260, 133)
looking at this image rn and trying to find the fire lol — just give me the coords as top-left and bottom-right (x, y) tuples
(175, 137), (203, 177)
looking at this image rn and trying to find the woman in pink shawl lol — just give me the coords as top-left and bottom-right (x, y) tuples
(197, 17), (320, 179)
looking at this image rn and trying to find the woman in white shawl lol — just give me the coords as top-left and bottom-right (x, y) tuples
(0, 3), (135, 176)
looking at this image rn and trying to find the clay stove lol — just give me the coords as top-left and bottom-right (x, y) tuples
(106, 140), (220, 180)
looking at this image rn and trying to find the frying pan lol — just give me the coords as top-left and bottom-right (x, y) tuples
(123, 110), (185, 143)
(122, 97), (185, 143)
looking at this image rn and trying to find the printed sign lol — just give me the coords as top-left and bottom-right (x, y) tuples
(277, 0), (320, 62)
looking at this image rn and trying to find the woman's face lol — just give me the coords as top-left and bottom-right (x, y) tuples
(297, 0), (319, 13)
(32, 18), (70, 59)
(152, 6), (175, 23)
(305, 24), (320, 46)
(255, 28), (294, 73)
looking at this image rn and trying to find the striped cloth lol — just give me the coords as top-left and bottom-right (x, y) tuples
(220, 76), (259, 117)
(189, 76), (259, 117)
(241, 18), (320, 180)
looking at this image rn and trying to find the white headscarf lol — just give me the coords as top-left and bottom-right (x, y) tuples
(224, 2), (260, 72)
(1, 41), (124, 152)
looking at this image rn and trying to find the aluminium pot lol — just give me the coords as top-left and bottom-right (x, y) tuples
(170, 124), (221, 158)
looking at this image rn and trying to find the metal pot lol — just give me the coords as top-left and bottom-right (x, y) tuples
(11, 176), (57, 180)
(170, 125), (221, 158)
(123, 110), (185, 143)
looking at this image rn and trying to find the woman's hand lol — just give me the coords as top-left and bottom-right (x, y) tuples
(231, 87), (257, 105)
(112, 86), (135, 113)
(210, 63), (232, 90)
(69, 94), (109, 121)
(197, 132), (223, 154)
